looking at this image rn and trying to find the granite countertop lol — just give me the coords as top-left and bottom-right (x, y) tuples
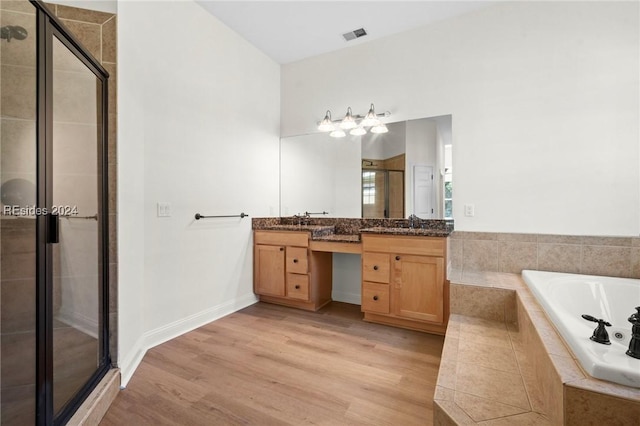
(360, 227), (452, 237)
(252, 217), (453, 242)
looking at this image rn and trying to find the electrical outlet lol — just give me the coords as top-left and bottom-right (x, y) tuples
(464, 204), (475, 217)
(157, 202), (171, 217)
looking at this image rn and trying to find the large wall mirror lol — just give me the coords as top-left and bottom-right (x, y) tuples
(280, 115), (452, 219)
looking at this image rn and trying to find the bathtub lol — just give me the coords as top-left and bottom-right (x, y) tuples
(522, 270), (640, 388)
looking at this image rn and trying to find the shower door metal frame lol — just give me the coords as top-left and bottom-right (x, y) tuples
(32, 1), (111, 424)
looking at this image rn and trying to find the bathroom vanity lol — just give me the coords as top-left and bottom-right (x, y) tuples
(253, 218), (451, 334)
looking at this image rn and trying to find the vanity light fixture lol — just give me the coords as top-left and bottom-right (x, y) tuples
(318, 110), (335, 132)
(340, 107), (357, 130)
(317, 103), (390, 138)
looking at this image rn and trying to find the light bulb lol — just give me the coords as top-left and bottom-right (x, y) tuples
(370, 123), (388, 134)
(350, 126), (366, 136)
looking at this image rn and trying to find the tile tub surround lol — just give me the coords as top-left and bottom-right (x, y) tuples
(450, 231), (640, 278)
(435, 271), (640, 425)
(252, 217), (454, 239)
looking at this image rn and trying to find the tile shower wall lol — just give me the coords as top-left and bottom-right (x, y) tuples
(450, 231), (640, 279)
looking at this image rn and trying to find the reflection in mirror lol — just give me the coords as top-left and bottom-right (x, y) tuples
(280, 115), (452, 219)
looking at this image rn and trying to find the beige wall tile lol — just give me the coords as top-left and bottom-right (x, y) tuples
(1, 64), (36, 120)
(497, 233), (537, 243)
(0, 11), (36, 67)
(450, 238), (463, 270)
(1, 0), (36, 13)
(449, 231), (464, 239)
(457, 315), (512, 349)
(454, 391), (527, 422)
(108, 160), (117, 214)
(1, 119), (36, 175)
(109, 311), (118, 366)
(581, 246), (631, 278)
(632, 238), (640, 247)
(537, 243), (581, 273)
(1, 331), (36, 386)
(463, 240), (498, 272)
(537, 234), (583, 244)
(102, 17), (117, 63)
(498, 241), (537, 274)
(104, 62), (117, 115)
(631, 248), (640, 279)
(450, 284), (506, 322)
(60, 19), (101, 62)
(582, 236), (632, 247)
(1, 278), (36, 333)
(463, 232), (498, 240)
(109, 263), (118, 313)
(56, 4), (113, 24)
(108, 213), (117, 261)
(564, 385), (640, 426)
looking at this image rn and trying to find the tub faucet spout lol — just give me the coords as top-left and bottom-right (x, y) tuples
(626, 306), (640, 359)
(581, 314), (611, 345)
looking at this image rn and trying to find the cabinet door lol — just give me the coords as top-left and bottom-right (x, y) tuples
(391, 255), (444, 323)
(255, 244), (286, 296)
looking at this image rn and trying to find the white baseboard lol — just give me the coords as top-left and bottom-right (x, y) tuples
(119, 293), (258, 387)
(57, 308), (99, 339)
(331, 291), (361, 305)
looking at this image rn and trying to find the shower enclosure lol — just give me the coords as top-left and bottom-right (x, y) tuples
(1, 1), (110, 424)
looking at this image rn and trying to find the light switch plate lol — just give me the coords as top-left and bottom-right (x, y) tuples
(464, 204), (475, 217)
(157, 202), (171, 217)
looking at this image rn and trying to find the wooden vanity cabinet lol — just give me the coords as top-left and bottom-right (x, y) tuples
(254, 230), (332, 311)
(361, 234), (449, 334)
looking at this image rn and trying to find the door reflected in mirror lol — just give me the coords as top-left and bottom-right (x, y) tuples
(280, 115), (452, 220)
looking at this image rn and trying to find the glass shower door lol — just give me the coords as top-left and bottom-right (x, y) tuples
(50, 34), (105, 416)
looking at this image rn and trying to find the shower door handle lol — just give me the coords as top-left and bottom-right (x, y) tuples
(47, 213), (59, 244)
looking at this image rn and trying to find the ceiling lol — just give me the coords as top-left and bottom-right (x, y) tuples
(197, 1), (494, 64)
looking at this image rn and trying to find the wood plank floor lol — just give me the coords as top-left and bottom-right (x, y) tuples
(100, 302), (444, 425)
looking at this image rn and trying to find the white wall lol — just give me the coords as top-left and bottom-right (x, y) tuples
(282, 2), (640, 236)
(118, 0), (280, 385)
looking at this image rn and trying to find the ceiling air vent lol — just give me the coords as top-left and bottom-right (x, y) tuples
(342, 28), (367, 42)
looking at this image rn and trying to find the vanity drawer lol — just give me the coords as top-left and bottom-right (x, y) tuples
(361, 282), (389, 314)
(254, 231), (309, 248)
(287, 274), (309, 300)
(286, 247), (308, 274)
(362, 252), (390, 283)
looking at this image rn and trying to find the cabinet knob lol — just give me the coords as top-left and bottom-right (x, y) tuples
(295, 285), (300, 289)
(279, 247), (284, 251)
(373, 295), (379, 301)
(293, 258), (298, 263)
(373, 265), (379, 271)
(395, 256), (401, 261)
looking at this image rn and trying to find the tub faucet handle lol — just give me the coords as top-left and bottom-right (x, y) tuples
(582, 314), (611, 345)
